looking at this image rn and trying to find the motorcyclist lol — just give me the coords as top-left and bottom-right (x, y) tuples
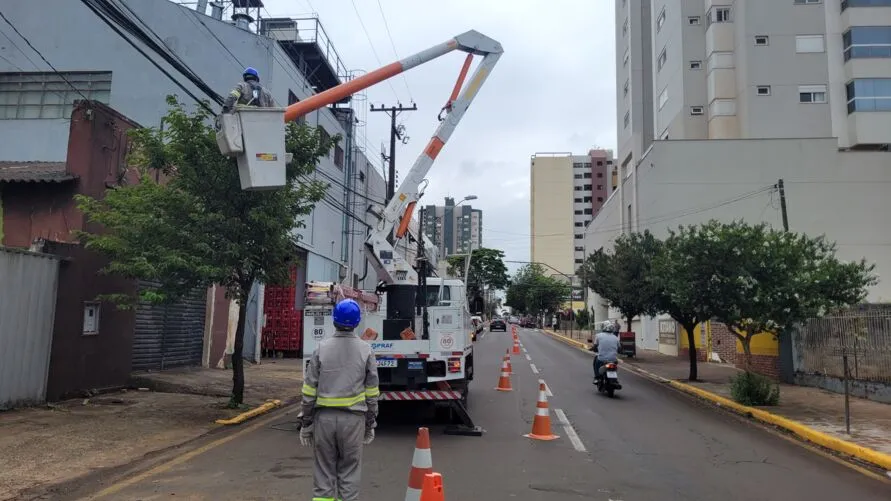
(592, 320), (621, 384)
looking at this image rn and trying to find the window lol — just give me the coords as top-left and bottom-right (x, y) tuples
(623, 79), (629, 96)
(583, 184), (592, 190)
(657, 8), (666, 31)
(584, 208), (593, 215)
(0, 71), (111, 119)
(574, 210), (583, 215)
(688, 16), (701, 25)
(318, 127), (331, 156)
(583, 196), (593, 203)
(575, 259), (584, 264)
(657, 48), (668, 71)
(574, 222), (584, 227)
(689, 60), (702, 69)
(843, 27), (891, 60)
(597, 197), (604, 202)
(800, 84), (828, 104)
(584, 163), (592, 168)
(623, 48), (630, 67)
(596, 185), (603, 190)
(795, 35), (825, 53)
(623, 111), (630, 128)
(756, 85), (772, 96)
(359, 171), (366, 183)
(794, 0), (821, 3)
(574, 197), (583, 203)
(597, 172), (604, 178)
(846, 78), (891, 112)
(574, 186), (583, 191)
(708, 7), (731, 26)
(623, 18), (628, 37)
(755, 35), (769, 46)
(574, 234), (583, 240)
(690, 106), (704, 115)
(334, 145), (344, 169)
(583, 172), (592, 178)
(842, 0), (891, 10)
(574, 173), (583, 179)
(658, 88), (668, 110)
(288, 90), (299, 105)
(597, 160), (603, 166)
(575, 246), (584, 252)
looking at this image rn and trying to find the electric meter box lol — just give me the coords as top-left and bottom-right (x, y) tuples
(217, 107), (288, 191)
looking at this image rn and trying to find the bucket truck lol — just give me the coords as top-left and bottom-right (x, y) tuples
(216, 30), (503, 435)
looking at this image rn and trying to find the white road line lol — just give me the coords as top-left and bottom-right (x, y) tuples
(554, 408), (587, 452)
(525, 354), (532, 361)
(538, 379), (553, 397)
(530, 363), (539, 374)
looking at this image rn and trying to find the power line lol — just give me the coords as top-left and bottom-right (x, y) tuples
(374, 0), (413, 103)
(349, 0), (400, 103)
(0, 10), (89, 101)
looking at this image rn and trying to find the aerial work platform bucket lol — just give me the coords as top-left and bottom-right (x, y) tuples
(216, 107), (289, 191)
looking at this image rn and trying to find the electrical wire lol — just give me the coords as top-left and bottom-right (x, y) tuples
(348, 0), (400, 103)
(0, 10), (89, 101)
(374, 0), (413, 103)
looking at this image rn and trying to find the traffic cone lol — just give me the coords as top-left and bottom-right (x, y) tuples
(512, 338), (521, 355)
(495, 358), (513, 391)
(524, 382), (560, 441)
(405, 427), (433, 501)
(504, 349), (513, 374)
(420, 472), (445, 501)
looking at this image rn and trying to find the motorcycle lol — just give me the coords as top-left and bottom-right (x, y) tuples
(595, 361), (622, 398)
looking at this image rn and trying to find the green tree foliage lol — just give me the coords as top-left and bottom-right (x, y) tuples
(446, 247), (510, 292)
(580, 230), (663, 328)
(76, 96), (331, 407)
(702, 221), (877, 367)
(504, 264), (571, 315)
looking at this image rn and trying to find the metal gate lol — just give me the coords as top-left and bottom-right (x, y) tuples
(132, 280), (207, 371)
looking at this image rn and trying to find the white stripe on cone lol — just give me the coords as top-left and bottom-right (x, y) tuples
(411, 448), (432, 469)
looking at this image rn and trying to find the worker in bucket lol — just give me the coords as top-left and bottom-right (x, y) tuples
(300, 298), (379, 501)
(221, 67), (274, 113)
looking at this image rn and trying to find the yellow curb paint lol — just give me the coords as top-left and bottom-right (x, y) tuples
(666, 381), (891, 471)
(541, 326), (891, 475)
(215, 399), (282, 426)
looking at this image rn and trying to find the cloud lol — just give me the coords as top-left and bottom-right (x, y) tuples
(263, 0), (616, 273)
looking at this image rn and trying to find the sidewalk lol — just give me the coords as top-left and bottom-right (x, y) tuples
(626, 350), (891, 456)
(541, 328), (891, 467)
(0, 359), (302, 500)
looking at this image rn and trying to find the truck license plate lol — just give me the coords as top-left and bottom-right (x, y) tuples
(606, 371), (618, 379)
(377, 358), (397, 368)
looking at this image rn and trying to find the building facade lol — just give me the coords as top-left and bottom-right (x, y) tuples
(422, 197), (483, 258)
(530, 151), (614, 278)
(618, 0), (891, 155)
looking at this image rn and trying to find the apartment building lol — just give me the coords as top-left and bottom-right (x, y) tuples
(422, 197), (483, 258)
(617, 0), (891, 162)
(530, 151), (614, 277)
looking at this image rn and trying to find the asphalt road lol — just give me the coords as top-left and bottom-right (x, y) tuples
(74, 327), (890, 500)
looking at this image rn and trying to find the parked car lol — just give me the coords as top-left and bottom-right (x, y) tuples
(490, 319), (507, 332)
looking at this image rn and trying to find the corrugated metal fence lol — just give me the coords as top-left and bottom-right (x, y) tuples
(131, 280), (207, 371)
(0, 247), (60, 408)
(792, 305), (891, 384)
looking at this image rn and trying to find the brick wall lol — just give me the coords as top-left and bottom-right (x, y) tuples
(709, 322), (738, 365)
(679, 347), (707, 362)
(740, 354), (780, 380)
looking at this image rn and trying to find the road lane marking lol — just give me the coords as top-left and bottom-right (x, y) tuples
(538, 379), (553, 397)
(554, 408), (587, 452)
(525, 354), (532, 361)
(530, 363), (539, 374)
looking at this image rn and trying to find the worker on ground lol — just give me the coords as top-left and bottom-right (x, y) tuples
(300, 298), (379, 501)
(592, 320), (621, 384)
(221, 67), (274, 113)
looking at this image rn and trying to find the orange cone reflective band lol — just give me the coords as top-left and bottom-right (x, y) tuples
(524, 382), (560, 441)
(420, 472), (445, 501)
(495, 358), (513, 391)
(405, 427), (433, 501)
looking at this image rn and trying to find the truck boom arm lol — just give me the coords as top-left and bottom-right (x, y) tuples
(283, 30), (502, 287)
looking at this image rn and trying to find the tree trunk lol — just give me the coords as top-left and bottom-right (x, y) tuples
(683, 323), (699, 381)
(229, 298), (248, 408)
(740, 334), (753, 372)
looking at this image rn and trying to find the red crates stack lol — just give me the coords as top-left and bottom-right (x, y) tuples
(262, 267), (303, 356)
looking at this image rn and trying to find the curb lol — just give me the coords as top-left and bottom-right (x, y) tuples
(541, 329), (589, 350)
(215, 399), (283, 425)
(540, 329), (891, 472)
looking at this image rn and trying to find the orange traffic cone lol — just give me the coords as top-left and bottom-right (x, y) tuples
(495, 358), (513, 391)
(504, 349), (513, 374)
(405, 427), (433, 501)
(512, 338), (521, 355)
(524, 382), (560, 441)
(420, 472), (445, 501)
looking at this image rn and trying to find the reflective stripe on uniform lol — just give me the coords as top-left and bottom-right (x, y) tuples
(229, 89), (241, 97)
(302, 383), (317, 397)
(365, 386), (380, 398)
(317, 393), (367, 407)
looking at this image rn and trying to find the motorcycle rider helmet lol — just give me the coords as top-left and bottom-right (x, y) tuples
(332, 299), (362, 330)
(599, 320), (616, 333)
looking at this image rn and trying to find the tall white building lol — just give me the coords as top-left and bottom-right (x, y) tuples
(616, 0), (891, 170)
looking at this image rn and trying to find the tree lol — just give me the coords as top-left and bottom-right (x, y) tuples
(581, 231), (663, 329)
(651, 223), (728, 381)
(77, 96), (331, 407)
(446, 247), (510, 292)
(504, 264), (571, 316)
(704, 221), (877, 368)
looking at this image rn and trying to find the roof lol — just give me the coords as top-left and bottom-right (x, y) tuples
(0, 162), (76, 183)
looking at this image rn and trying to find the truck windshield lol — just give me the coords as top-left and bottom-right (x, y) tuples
(424, 285), (451, 306)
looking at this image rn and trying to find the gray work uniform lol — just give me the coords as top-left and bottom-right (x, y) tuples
(222, 80), (274, 112)
(302, 331), (380, 501)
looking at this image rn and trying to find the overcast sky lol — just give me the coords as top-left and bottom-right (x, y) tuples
(263, 0), (617, 274)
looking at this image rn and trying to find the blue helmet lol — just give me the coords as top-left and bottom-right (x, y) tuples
(332, 299), (361, 330)
(243, 67), (259, 81)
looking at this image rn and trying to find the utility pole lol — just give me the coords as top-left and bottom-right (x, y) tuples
(371, 103), (417, 203)
(777, 179), (789, 231)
